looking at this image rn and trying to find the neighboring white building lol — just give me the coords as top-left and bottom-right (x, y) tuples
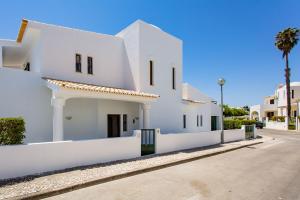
(250, 82), (300, 121)
(0, 19), (221, 143)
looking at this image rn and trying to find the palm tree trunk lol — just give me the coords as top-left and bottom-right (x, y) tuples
(285, 53), (291, 124)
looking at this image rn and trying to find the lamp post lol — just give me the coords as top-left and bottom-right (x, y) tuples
(218, 78), (226, 144)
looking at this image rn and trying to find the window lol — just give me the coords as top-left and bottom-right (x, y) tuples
(200, 115), (203, 127)
(24, 62), (30, 71)
(294, 110), (297, 117)
(75, 54), (81, 72)
(183, 115), (186, 129)
(150, 60), (154, 86)
(197, 115), (199, 127)
(270, 99), (274, 104)
(87, 57), (93, 74)
(123, 114), (127, 132)
(292, 90), (294, 99)
(172, 67), (176, 90)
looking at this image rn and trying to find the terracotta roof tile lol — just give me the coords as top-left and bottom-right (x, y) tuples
(45, 78), (159, 98)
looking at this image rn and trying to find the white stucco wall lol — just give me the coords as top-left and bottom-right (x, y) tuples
(96, 99), (140, 137)
(182, 83), (213, 102)
(0, 135), (141, 180)
(156, 130), (221, 154)
(29, 22), (133, 90)
(0, 67), (52, 143)
(265, 118), (288, 130)
(224, 129), (245, 142)
(118, 20), (185, 133)
(116, 22), (140, 91)
(250, 104), (263, 120)
(63, 99), (140, 140)
(182, 103), (212, 132)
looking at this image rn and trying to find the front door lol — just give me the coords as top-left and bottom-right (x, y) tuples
(107, 114), (120, 138)
(211, 116), (218, 131)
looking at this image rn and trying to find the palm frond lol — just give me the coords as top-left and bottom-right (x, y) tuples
(275, 28), (300, 58)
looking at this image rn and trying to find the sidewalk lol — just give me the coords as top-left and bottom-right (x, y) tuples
(0, 137), (266, 200)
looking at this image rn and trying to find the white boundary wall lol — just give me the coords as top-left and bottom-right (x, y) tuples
(265, 121), (288, 130)
(0, 135), (141, 180)
(265, 117), (288, 130)
(155, 129), (221, 154)
(224, 129), (245, 143)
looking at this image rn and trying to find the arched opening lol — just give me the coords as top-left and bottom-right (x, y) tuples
(251, 111), (259, 120)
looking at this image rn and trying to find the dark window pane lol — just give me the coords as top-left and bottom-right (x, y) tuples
(88, 57), (93, 74)
(123, 114), (127, 132)
(150, 61), (153, 86)
(200, 115), (203, 126)
(172, 67), (176, 89)
(76, 54), (81, 72)
(183, 115), (186, 129)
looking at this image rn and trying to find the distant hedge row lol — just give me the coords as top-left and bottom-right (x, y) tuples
(270, 116), (285, 122)
(224, 119), (256, 130)
(0, 117), (26, 145)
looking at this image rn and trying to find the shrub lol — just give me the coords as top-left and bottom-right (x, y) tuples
(270, 116), (285, 122)
(0, 117), (26, 145)
(288, 124), (296, 130)
(224, 119), (256, 130)
(240, 119), (256, 125)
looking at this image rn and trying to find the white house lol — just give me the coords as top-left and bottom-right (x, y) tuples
(0, 19), (221, 143)
(250, 82), (300, 121)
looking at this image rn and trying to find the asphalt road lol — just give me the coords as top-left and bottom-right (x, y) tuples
(47, 129), (300, 200)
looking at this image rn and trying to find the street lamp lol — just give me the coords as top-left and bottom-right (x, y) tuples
(218, 78), (226, 144)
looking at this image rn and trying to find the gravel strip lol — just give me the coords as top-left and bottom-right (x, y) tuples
(0, 139), (265, 200)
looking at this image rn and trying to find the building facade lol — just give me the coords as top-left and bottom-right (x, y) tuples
(250, 82), (300, 121)
(0, 19), (221, 143)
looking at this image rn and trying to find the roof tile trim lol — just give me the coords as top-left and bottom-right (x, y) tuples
(44, 78), (159, 98)
(17, 19), (28, 43)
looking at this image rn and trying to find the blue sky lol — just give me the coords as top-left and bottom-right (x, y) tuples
(0, 0), (300, 107)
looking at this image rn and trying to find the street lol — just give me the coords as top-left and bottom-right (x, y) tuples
(47, 129), (300, 200)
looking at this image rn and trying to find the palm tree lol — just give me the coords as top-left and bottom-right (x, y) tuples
(275, 28), (299, 123)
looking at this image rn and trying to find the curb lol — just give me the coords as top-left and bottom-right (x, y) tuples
(13, 141), (263, 200)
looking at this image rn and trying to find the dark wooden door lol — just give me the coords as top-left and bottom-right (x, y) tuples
(211, 116), (218, 131)
(107, 114), (120, 138)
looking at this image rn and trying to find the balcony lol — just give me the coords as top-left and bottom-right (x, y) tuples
(263, 103), (277, 112)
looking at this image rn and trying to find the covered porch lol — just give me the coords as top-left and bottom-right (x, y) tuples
(45, 78), (159, 141)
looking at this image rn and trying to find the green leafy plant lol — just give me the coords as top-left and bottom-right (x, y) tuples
(270, 116), (285, 122)
(223, 105), (249, 117)
(224, 119), (256, 130)
(0, 117), (26, 145)
(288, 124), (296, 130)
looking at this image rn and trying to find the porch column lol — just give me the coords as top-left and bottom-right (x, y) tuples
(142, 103), (151, 129)
(51, 97), (66, 141)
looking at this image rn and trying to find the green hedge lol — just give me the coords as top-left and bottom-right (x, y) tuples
(0, 117), (26, 145)
(224, 119), (256, 130)
(270, 116), (285, 122)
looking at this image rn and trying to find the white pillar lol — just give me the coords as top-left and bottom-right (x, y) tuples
(51, 97), (66, 141)
(142, 103), (151, 129)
